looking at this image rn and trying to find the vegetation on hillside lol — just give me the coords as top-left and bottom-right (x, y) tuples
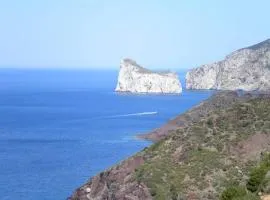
(134, 97), (270, 199)
(220, 153), (270, 200)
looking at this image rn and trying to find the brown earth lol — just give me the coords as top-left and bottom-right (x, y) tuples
(69, 156), (151, 200)
(261, 195), (270, 200)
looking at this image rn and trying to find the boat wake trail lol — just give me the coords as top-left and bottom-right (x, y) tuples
(105, 111), (158, 118)
(68, 112), (158, 122)
(91, 111), (158, 120)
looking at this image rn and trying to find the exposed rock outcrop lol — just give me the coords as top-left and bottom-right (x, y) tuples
(186, 39), (270, 91)
(115, 58), (182, 94)
(69, 156), (152, 200)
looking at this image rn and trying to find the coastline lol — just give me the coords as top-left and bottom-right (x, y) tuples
(137, 90), (270, 141)
(136, 90), (242, 142)
(68, 91), (243, 199)
(69, 90), (270, 199)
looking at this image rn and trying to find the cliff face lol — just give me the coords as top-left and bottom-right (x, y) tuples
(115, 59), (182, 94)
(186, 39), (270, 91)
(69, 92), (270, 200)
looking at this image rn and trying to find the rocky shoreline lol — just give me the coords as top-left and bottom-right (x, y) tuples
(69, 91), (270, 200)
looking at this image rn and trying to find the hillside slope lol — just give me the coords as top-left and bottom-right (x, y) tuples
(69, 92), (270, 200)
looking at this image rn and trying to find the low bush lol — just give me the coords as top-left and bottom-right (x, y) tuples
(220, 186), (247, 200)
(246, 166), (267, 192)
(246, 153), (270, 192)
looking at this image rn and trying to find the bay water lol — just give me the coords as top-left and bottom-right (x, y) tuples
(0, 69), (213, 199)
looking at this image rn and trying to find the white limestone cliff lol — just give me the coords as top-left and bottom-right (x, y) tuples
(186, 39), (270, 91)
(115, 59), (182, 94)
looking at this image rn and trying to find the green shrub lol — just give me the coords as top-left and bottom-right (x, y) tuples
(206, 118), (213, 126)
(246, 153), (270, 192)
(150, 188), (157, 197)
(246, 166), (267, 192)
(169, 184), (178, 200)
(135, 168), (144, 184)
(220, 186), (247, 200)
(261, 176), (270, 193)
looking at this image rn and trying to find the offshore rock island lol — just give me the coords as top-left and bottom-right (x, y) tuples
(186, 39), (270, 91)
(115, 58), (182, 94)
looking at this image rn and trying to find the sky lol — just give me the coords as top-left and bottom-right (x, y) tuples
(0, 0), (269, 69)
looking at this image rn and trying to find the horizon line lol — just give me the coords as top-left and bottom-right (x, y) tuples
(0, 66), (192, 71)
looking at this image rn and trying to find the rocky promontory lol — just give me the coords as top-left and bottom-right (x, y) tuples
(186, 39), (270, 91)
(115, 58), (182, 94)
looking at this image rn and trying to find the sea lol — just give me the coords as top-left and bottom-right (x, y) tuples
(0, 69), (214, 200)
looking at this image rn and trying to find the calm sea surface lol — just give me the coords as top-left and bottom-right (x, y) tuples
(0, 69), (213, 200)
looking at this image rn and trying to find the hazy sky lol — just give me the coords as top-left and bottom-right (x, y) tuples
(0, 0), (269, 69)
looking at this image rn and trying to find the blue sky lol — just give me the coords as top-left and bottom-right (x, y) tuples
(0, 0), (269, 69)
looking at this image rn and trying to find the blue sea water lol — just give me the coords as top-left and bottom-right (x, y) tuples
(0, 69), (213, 200)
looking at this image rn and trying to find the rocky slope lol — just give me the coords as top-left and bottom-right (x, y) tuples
(186, 39), (270, 91)
(138, 91), (242, 141)
(69, 92), (270, 200)
(115, 59), (182, 94)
